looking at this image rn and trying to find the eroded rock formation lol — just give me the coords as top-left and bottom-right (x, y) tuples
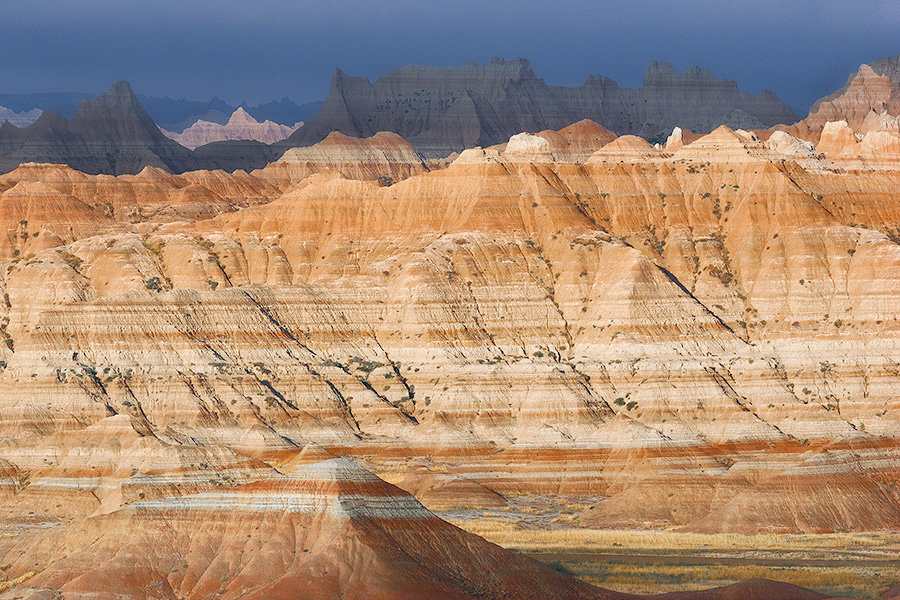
(0, 456), (830, 599)
(1, 124), (900, 555)
(775, 55), (900, 153)
(0, 82), (202, 176)
(0, 106), (42, 129)
(285, 58), (798, 157)
(255, 131), (428, 186)
(162, 108), (302, 150)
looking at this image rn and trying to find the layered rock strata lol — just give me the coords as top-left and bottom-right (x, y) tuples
(0, 107), (42, 129)
(0, 457), (829, 600)
(255, 131), (428, 186)
(162, 108), (302, 150)
(0, 82), (201, 176)
(0, 125), (899, 538)
(776, 55), (900, 149)
(285, 58), (798, 157)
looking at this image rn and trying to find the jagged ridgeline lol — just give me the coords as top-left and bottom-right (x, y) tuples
(3, 53), (900, 597)
(1, 59), (800, 174)
(285, 58), (799, 157)
(0, 82), (202, 176)
(0, 82), (281, 175)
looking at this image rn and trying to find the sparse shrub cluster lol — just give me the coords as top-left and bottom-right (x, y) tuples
(59, 250), (83, 271)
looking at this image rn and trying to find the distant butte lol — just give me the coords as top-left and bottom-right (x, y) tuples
(774, 55), (900, 143)
(0, 81), (200, 175)
(284, 57), (799, 157)
(161, 107), (302, 150)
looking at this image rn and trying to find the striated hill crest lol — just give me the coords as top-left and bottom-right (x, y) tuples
(162, 107), (303, 150)
(0, 106), (42, 128)
(255, 130), (427, 186)
(778, 55), (900, 143)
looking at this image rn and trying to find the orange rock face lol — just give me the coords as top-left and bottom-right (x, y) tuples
(2, 122), (900, 580)
(255, 131), (428, 186)
(774, 57), (900, 170)
(793, 64), (900, 141)
(531, 119), (618, 162)
(0, 458), (616, 600)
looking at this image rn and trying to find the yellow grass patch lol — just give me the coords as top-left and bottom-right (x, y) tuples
(0, 571), (38, 593)
(448, 519), (900, 599)
(448, 518), (900, 559)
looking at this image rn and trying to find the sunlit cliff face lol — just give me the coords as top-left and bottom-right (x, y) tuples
(2, 121), (900, 541)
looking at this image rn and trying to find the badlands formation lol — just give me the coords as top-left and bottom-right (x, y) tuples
(0, 457), (615, 599)
(162, 108), (302, 150)
(2, 119), (900, 521)
(287, 58), (798, 157)
(256, 131), (429, 186)
(780, 56), (900, 142)
(0, 82), (201, 176)
(0, 59), (799, 176)
(2, 58), (900, 597)
(0, 453), (826, 599)
(0, 85), (289, 177)
(0, 107), (41, 129)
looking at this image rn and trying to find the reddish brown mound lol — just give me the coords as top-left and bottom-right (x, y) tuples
(0, 162), (282, 230)
(681, 437), (900, 534)
(0, 459), (834, 600)
(255, 130), (427, 186)
(0, 458), (616, 600)
(588, 134), (662, 161)
(536, 119), (618, 161)
(396, 465), (507, 510)
(0, 178), (123, 259)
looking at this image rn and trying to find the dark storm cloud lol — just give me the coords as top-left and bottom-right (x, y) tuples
(2, 0), (899, 111)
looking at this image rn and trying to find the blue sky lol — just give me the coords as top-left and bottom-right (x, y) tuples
(2, 0), (898, 111)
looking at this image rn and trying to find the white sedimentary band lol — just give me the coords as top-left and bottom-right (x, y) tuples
(131, 490), (434, 519)
(25, 471), (266, 490)
(287, 458), (385, 482)
(28, 478), (104, 490)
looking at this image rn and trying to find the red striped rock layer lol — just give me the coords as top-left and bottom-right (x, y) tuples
(0, 458), (829, 600)
(0, 130), (443, 262)
(3, 127), (900, 532)
(769, 57), (900, 167)
(0, 163), (282, 224)
(0, 414), (276, 523)
(0, 163), (284, 261)
(0, 458), (616, 600)
(341, 433), (900, 533)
